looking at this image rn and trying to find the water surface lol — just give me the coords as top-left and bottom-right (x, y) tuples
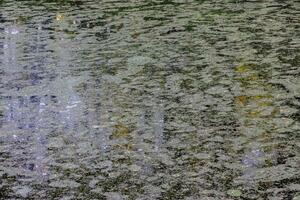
(0, 0), (300, 199)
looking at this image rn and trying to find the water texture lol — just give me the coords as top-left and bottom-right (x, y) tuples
(0, 0), (299, 199)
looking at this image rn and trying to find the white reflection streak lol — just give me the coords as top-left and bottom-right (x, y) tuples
(33, 27), (49, 180)
(3, 25), (19, 133)
(88, 80), (109, 152)
(97, 126), (110, 152)
(136, 111), (146, 154)
(55, 29), (81, 132)
(153, 104), (164, 151)
(135, 111), (152, 174)
(34, 98), (49, 180)
(4, 26), (18, 74)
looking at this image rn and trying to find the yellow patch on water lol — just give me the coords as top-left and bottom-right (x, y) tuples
(246, 110), (261, 118)
(131, 32), (141, 39)
(250, 95), (273, 100)
(56, 14), (64, 21)
(258, 101), (272, 107)
(234, 95), (247, 107)
(234, 64), (254, 73)
(246, 73), (259, 81)
(112, 123), (130, 138)
(233, 95), (272, 107)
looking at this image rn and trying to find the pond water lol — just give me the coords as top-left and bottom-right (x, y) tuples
(0, 0), (300, 199)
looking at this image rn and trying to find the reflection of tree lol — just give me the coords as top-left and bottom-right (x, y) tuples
(85, 75), (111, 152)
(86, 55), (169, 178)
(3, 26), (18, 74)
(2, 23), (49, 180)
(235, 64), (278, 137)
(233, 62), (280, 183)
(53, 13), (83, 133)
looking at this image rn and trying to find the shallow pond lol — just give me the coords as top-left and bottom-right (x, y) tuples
(0, 0), (300, 199)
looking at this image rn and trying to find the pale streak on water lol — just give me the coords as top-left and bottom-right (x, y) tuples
(3, 25), (49, 182)
(134, 110), (154, 176)
(87, 77), (110, 152)
(153, 103), (164, 151)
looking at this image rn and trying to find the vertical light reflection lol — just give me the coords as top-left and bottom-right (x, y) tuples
(87, 78), (110, 153)
(136, 110), (154, 175)
(2, 24), (21, 137)
(153, 103), (164, 151)
(233, 63), (279, 186)
(54, 15), (82, 134)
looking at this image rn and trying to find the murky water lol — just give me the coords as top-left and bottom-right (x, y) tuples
(0, 0), (300, 199)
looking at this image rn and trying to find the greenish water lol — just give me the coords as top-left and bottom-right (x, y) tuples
(0, 0), (299, 199)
